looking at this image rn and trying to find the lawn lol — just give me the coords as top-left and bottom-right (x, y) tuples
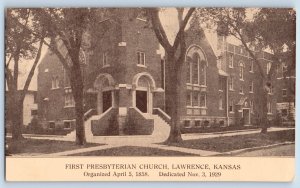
(69, 146), (197, 156)
(6, 138), (101, 156)
(236, 144), (295, 157)
(166, 129), (295, 153)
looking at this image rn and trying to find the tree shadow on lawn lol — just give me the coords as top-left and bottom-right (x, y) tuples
(164, 129), (295, 153)
(6, 138), (102, 156)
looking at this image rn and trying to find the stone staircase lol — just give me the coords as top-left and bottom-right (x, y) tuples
(65, 115), (98, 142)
(66, 111), (171, 143)
(151, 114), (170, 142)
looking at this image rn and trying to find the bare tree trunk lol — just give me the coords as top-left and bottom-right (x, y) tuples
(259, 78), (270, 134)
(70, 63), (86, 145)
(165, 56), (183, 143)
(11, 97), (24, 140)
(9, 39), (44, 141)
(74, 93), (86, 145)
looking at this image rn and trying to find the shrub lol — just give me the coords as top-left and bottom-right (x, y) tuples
(239, 117), (244, 126)
(219, 120), (225, 127)
(211, 119), (219, 128)
(203, 120), (209, 128)
(273, 112), (283, 127)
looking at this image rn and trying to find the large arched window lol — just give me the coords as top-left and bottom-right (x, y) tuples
(192, 53), (199, 84)
(186, 47), (207, 86)
(185, 45), (208, 115)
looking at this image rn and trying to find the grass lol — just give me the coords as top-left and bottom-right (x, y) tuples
(166, 129), (295, 153)
(69, 146), (197, 156)
(6, 138), (101, 156)
(236, 144), (295, 157)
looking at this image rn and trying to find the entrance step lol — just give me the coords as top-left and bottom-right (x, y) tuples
(65, 117), (94, 142)
(151, 114), (170, 142)
(65, 113), (171, 143)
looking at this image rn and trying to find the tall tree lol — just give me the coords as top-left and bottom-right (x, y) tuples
(34, 8), (92, 145)
(251, 8), (296, 95)
(146, 8), (195, 143)
(199, 8), (296, 133)
(5, 9), (45, 140)
(34, 8), (111, 145)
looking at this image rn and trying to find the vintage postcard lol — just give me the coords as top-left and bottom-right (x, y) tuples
(5, 7), (295, 181)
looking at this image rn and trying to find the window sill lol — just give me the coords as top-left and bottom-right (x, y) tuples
(229, 111), (234, 114)
(229, 66), (233, 69)
(240, 79), (244, 81)
(102, 64), (110, 68)
(267, 113), (273, 115)
(51, 87), (60, 90)
(249, 91), (254, 94)
(239, 92), (244, 95)
(64, 106), (75, 108)
(186, 106), (207, 109)
(249, 71), (254, 73)
(137, 64), (147, 68)
(229, 89), (235, 91)
(219, 89), (223, 92)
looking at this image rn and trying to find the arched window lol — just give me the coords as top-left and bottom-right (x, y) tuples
(186, 48), (207, 86)
(51, 76), (59, 89)
(185, 46), (208, 114)
(239, 62), (244, 80)
(192, 53), (199, 84)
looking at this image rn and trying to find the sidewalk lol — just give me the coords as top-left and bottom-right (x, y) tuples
(14, 126), (294, 144)
(182, 127), (295, 140)
(34, 126), (293, 157)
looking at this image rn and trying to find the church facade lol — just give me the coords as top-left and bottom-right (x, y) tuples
(36, 10), (283, 136)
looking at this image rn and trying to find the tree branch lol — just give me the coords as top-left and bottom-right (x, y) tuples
(173, 8), (195, 49)
(230, 22), (266, 80)
(146, 8), (173, 52)
(20, 37), (44, 101)
(43, 38), (70, 74)
(5, 55), (13, 69)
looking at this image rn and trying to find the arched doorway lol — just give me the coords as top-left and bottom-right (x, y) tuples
(132, 72), (156, 114)
(94, 74), (115, 114)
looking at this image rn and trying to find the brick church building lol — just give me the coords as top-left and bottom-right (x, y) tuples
(36, 9), (288, 136)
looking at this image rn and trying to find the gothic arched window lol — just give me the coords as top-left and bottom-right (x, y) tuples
(185, 46), (208, 112)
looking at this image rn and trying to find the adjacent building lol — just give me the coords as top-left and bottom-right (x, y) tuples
(5, 90), (38, 128)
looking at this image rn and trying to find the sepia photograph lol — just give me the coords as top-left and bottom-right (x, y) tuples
(4, 7), (296, 181)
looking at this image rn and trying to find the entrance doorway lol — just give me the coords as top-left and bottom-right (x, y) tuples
(242, 108), (250, 125)
(102, 91), (112, 113)
(136, 90), (147, 113)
